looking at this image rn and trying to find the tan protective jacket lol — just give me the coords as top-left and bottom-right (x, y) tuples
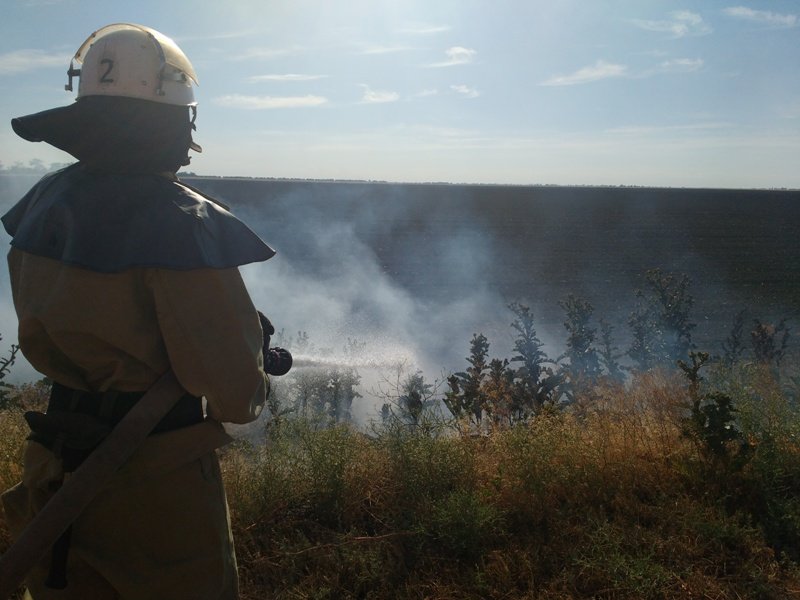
(8, 247), (268, 424)
(2, 247), (269, 599)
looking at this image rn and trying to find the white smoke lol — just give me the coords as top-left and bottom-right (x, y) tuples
(232, 181), (527, 382)
(236, 199), (517, 423)
(2, 173), (797, 414)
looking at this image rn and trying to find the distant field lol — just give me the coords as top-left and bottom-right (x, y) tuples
(2, 174), (798, 375)
(186, 177), (800, 350)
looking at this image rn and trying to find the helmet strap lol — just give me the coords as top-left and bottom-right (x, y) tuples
(65, 60), (81, 92)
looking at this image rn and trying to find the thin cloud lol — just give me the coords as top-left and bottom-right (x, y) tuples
(624, 57), (704, 78)
(414, 89), (439, 98)
(450, 84), (480, 98)
(359, 84), (400, 104)
(541, 60), (628, 86)
(659, 58), (704, 72)
(359, 44), (415, 55)
(398, 23), (451, 35)
(723, 6), (798, 27)
(176, 29), (260, 43)
(605, 122), (733, 136)
(0, 49), (66, 75)
(233, 47), (299, 61)
(631, 11), (712, 37)
(247, 74), (328, 83)
(213, 94), (328, 109)
(427, 46), (477, 68)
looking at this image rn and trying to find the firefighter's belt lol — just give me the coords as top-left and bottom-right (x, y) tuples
(18, 380), (202, 590)
(0, 371), (186, 599)
(25, 384), (203, 471)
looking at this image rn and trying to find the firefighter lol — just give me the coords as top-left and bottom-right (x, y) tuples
(0, 23), (287, 599)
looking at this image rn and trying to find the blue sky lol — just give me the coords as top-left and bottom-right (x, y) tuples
(1, 0), (798, 188)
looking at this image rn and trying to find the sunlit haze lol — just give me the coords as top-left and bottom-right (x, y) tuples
(2, 0), (799, 188)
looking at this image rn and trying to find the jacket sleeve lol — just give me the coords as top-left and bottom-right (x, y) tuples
(148, 267), (268, 424)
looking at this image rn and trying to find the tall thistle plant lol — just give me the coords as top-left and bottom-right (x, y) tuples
(628, 269), (696, 371)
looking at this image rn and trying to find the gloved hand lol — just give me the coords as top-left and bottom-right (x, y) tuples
(257, 311), (275, 348)
(257, 311), (293, 376)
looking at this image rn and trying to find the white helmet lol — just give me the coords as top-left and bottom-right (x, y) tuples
(65, 23), (198, 106)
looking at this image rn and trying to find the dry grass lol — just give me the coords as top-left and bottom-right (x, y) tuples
(222, 368), (800, 598)
(0, 408), (26, 545)
(2, 369), (800, 598)
(0, 408), (27, 600)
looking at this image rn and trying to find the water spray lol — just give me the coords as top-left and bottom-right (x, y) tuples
(290, 353), (413, 371)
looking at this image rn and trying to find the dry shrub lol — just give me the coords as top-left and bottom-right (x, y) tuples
(0, 408), (27, 553)
(458, 371), (799, 599)
(0, 409), (27, 491)
(223, 419), (402, 596)
(2, 371), (799, 599)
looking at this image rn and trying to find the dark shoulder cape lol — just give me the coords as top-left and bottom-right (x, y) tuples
(1, 165), (275, 272)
